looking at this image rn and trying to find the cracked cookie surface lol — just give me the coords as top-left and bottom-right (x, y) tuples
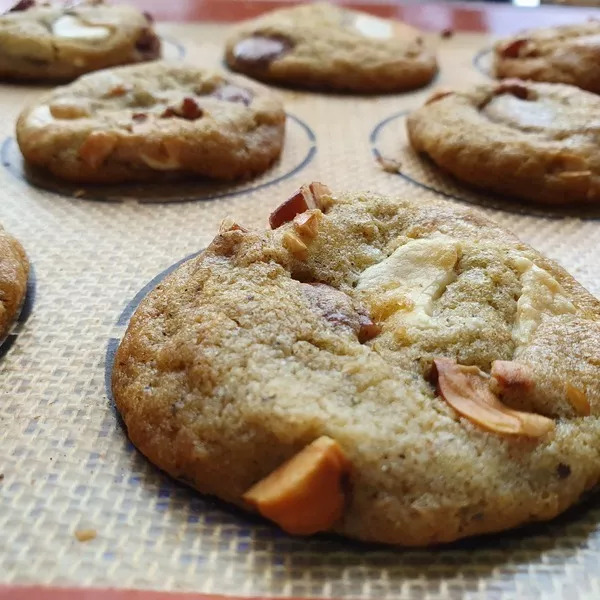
(407, 80), (600, 205)
(494, 20), (600, 93)
(225, 2), (437, 93)
(0, 0), (161, 81)
(16, 61), (286, 183)
(112, 185), (600, 546)
(0, 225), (29, 341)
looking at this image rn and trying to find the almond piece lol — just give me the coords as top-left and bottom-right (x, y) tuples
(566, 384), (591, 417)
(242, 436), (350, 535)
(79, 131), (118, 169)
(357, 313), (381, 343)
(500, 38), (528, 59)
(269, 186), (314, 229)
(491, 360), (535, 394)
(282, 231), (308, 260)
(293, 210), (321, 239)
(433, 358), (554, 437)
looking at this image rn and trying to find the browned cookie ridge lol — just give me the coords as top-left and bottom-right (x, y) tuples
(113, 184), (600, 546)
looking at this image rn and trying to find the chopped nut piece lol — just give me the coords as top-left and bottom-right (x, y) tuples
(433, 358), (554, 437)
(376, 155), (402, 174)
(132, 112), (148, 123)
(242, 436), (350, 535)
(78, 131), (117, 169)
(49, 101), (90, 120)
(293, 210), (321, 239)
(9, 0), (35, 12)
(491, 360), (535, 394)
(270, 183), (332, 229)
(357, 313), (381, 343)
(219, 217), (248, 234)
(425, 89), (453, 105)
(75, 529), (97, 542)
(161, 97), (203, 120)
(500, 38), (528, 59)
(105, 84), (129, 98)
(566, 384), (591, 416)
(282, 231), (308, 260)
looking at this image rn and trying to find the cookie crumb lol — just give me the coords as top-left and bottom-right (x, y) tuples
(556, 463), (571, 479)
(376, 155), (402, 174)
(73, 189), (86, 198)
(441, 28), (454, 39)
(75, 529), (97, 542)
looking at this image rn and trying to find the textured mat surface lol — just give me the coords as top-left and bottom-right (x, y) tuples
(2, 24), (600, 600)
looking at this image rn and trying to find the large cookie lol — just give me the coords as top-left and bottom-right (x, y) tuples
(113, 183), (600, 546)
(407, 80), (600, 205)
(0, 0), (161, 81)
(16, 62), (286, 183)
(494, 20), (600, 94)
(0, 225), (29, 341)
(225, 2), (437, 93)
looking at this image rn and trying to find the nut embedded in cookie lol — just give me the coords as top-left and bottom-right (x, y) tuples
(242, 436), (350, 535)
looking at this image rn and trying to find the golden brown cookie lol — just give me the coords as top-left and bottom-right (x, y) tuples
(0, 0), (161, 81)
(0, 225), (29, 341)
(16, 61), (286, 184)
(407, 80), (600, 205)
(225, 2), (437, 93)
(494, 20), (600, 93)
(113, 183), (600, 546)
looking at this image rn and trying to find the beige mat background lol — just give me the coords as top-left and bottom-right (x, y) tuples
(2, 23), (600, 599)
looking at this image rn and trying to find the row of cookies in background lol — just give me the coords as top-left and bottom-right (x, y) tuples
(2, 0), (600, 549)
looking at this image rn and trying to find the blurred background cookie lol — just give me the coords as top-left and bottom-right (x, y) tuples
(0, 225), (28, 341)
(225, 2), (437, 93)
(0, 0), (161, 81)
(494, 20), (600, 94)
(407, 80), (600, 205)
(16, 61), (286, 183)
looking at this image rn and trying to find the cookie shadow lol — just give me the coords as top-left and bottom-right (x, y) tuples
(2, 114), (316, 204)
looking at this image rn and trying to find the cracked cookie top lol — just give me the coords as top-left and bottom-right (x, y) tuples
(224, 2), (437, 93)
(113, 184), (600, 546)
(407, 80), (600, 205)
(0, 0), (161, 81)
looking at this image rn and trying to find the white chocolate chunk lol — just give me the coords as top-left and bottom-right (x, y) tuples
(352, 14), (394, 39)
(52, 15), (111, 40)
(513, 259), (576, 346)
(357, 236), (459, 328)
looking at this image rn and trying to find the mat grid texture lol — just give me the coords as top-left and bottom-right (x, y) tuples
(2, 24), (600, 599)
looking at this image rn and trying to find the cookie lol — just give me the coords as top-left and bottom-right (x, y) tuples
(406, 80), (600, 205)
(113, 183), (600, 546)
(0, 225), (29, 341)
(494, 20), (600, 94)
(225, 2), (437, 93)
(16, 62), (286, 183)
(0, 0), (160, 81)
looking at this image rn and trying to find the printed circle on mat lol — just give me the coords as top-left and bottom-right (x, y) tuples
(473, 46), (493, 78)
(1, 114), (316, 203)
(370, 110), (600, 219)
(0, 263), (36, 361)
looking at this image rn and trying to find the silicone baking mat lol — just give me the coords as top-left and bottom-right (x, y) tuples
(2, 21), (600, 600)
